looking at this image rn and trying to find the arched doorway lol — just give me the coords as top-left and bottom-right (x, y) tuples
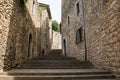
(28, 34), (32, 58)
(63, 39), (67, 56)
(42, 49), (45, 56)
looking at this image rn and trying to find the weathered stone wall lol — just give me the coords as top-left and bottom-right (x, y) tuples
(0, 0), (40, 71)
(84, 0), (120, 77)
(40, 4), (52, 56)
(0, 0), (14, 71)
(61, 0), (86, 60)
(26, 0), (41, 56)
(52, 30), (61, 49)
(62, 0), (120, 78)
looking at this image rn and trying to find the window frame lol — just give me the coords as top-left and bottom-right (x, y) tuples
(76, 26), (83, 44)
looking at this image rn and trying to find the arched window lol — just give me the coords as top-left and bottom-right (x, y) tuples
(28, 34), (32, 58)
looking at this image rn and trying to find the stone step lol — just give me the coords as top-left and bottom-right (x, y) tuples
(18, 66), (94, 69)
(23, 64), (93, 67)
(30, 56), (76, 60)
(19, 59), (94, 69)
(0, 72), (111, 76)
(24, 61), (93, 66)
(26, 60), (88, 62)
(0, 77), (117, 80)
(0, 74), (116, 80)
(25, 60), (91, 64)
(10, 52), (117, 80)
(49, 49), (62, 54)
(31, 57), (76, 60)
(24, 62), (93, 66)
(21, 65), (93, 68)
(0, 69), (117, 80)
(24, 63), (93, 66)
(0, 69), (112, 75)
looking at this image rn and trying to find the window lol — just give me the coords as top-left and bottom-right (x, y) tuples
(68, 16), (70, 25)
(76, 2), (80, 15)
(76, 27), (82, 43)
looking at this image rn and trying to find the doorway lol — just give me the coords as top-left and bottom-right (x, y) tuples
(28, 34), (32, 58)
(63, 39), (67, 56)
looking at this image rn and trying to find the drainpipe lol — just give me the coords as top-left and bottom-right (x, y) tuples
(81, 0), (87, 61)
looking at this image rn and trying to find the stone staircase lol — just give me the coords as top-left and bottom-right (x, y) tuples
(0, 49), (117, 80)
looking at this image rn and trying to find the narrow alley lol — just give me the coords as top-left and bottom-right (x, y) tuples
(0, 0), (120, 80)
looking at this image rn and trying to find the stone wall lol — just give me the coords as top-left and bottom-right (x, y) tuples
(0, 0), (40, 71)
(52, 30), (62, 49)
(0, 0), (13, 71)
(40, 3), (52, 56)
(84, 0), (120, 77)
(61, 0), (86, 60)
(26, 0), (41, 56)
(62, 0), (120, 78)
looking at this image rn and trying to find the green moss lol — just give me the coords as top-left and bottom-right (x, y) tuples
(24, 0), (28, 4)
(21, 0), (28, 4)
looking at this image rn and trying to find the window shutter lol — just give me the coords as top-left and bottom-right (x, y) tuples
(76, 26), (83, 44)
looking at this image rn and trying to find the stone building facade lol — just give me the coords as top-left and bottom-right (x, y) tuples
(26, 0), (41, 58)
(52, 30), (62, 49)
(26, 0), (41, 55)
(61, 0), (86, 60)
(61, 0), (120, 78)
(0, 0), (41, 71)
(39, 3), (52, 56)
(84, 0), (120, 78)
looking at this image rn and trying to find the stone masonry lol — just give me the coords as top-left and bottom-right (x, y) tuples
(61, 0), (86, 60)
(61, 0), (120, 78)
(39, 3), (52, 56)
(84, 0), (120, 78)
(52, 30), (62, 49)
(26, 0), (41, 55)
(0, 0), (41, 71)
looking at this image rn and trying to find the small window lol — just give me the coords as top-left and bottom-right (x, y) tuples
(76, 2), (80, 15)
(68, 16), (70, 25)
(76, 27), (82, 43)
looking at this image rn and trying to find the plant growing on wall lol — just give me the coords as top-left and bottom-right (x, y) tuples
(21, 0), (28, 4)
(52, 20), (60, 32)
